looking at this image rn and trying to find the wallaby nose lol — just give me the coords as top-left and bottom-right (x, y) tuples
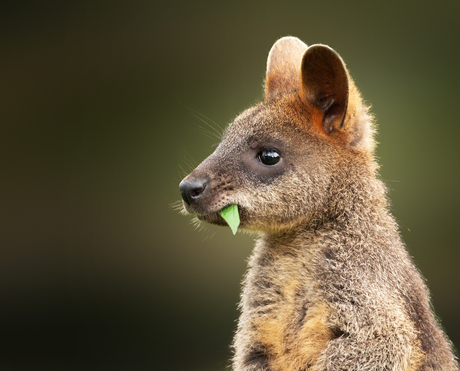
(179, 178), (210, 206)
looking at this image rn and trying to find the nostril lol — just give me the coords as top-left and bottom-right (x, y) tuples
(190, 186), (205, 198)
(179, 178), (210, 206)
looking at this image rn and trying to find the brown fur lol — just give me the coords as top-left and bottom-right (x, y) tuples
(179, 37), (458, 370)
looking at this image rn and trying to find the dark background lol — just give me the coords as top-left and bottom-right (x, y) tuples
(1, 1), (459, 370)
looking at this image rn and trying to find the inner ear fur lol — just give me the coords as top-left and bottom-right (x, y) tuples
(299, 44), (349, 134)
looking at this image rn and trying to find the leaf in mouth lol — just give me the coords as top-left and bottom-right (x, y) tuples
(219, 204), (240, 235)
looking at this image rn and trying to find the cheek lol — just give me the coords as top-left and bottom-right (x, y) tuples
(245, 170), (328, 222)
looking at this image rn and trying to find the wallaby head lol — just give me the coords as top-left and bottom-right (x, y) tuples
(180, 37), (375, 234)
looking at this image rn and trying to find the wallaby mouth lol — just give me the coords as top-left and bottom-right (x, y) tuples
(196, 211), (227, 225)
(192, 204), (242, 230)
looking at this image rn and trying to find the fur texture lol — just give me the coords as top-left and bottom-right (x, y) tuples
(179, 37), (458, 370)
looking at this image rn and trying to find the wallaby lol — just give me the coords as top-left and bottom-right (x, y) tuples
(179, 37), (458, 371)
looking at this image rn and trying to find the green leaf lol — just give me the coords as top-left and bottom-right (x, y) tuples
(219, 204), (240, 235)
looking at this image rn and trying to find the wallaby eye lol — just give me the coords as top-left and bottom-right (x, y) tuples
(257, 149), (281, 166)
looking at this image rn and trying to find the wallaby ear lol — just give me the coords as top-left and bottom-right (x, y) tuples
(264, 37), (308, 100)
(299, 45), (349, 134)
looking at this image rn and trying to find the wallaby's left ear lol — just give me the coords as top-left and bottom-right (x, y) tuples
(299, 45), (349, 134)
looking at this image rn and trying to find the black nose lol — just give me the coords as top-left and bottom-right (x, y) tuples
(179, 178), (210, 206)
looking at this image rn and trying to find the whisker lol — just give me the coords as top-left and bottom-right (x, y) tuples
(184, 106), (225, 141)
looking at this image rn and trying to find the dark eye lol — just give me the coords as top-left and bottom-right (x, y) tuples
(258, 149), (281, 165)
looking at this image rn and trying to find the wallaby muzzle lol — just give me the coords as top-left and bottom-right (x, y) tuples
(179, 177), (210, 206)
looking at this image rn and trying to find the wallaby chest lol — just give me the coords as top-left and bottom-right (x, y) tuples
(242, 240), (334, 370)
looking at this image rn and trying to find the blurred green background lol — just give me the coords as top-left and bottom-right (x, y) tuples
(1, 1), (459, 370)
